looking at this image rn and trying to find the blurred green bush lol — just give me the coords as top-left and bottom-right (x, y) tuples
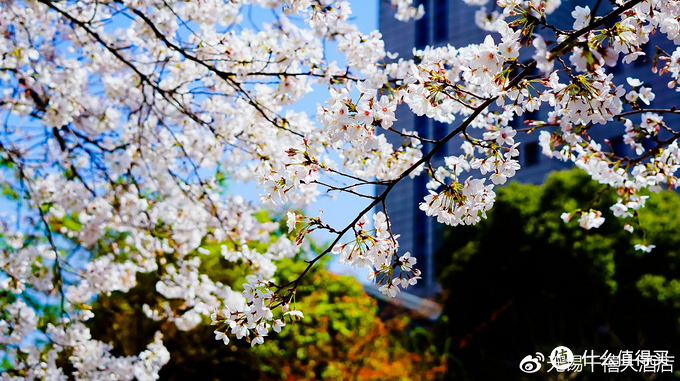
(435, 169), (680, 380)
(88, 244), (446, 380)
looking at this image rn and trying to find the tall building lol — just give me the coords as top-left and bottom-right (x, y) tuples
(377, 0), (677, 297)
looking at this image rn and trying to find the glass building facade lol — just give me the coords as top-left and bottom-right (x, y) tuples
(377, 0), (678, 297)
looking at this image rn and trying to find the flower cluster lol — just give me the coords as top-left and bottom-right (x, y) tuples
(211, 275), (302, 347)
(2, 0), (680, 376)
(420, 177), (497, 227)
(332, 212), (421, 297)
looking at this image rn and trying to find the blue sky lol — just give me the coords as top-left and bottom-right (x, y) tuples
(230, 0), (379, 258)
(226, 1), (380, 277)
(0, 1), (381, 279)
(286, 0), (379, 238)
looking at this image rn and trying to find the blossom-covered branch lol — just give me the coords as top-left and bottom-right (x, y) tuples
(2, 0), (680, 378)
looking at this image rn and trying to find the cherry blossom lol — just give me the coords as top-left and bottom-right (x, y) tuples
(1, 0), (680, 377)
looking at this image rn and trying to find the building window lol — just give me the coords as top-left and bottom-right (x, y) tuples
(415, 0), (429, 48)
(414, 172), (429, 265)
(610, 135), (627, 157)
(524, 141), (540, 167)
(518, 108), (538, 130)
(414, 115), (432, 271)
(433, 0), (448, 42)
(609, 58), (623, 75)
(524, 109), (538, 122)
(416, 115), (429, 141)
(433, 121), (448, 161)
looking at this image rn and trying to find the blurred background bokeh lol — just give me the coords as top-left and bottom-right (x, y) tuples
(57, 169), (680, 380)
(3, 0), (679, 379)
